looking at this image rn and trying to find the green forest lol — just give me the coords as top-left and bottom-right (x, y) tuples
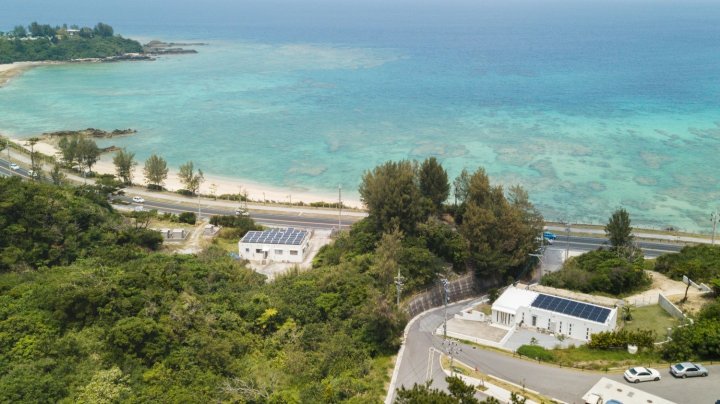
(0, 156), (544, 402)
(0, 22), (142, 63)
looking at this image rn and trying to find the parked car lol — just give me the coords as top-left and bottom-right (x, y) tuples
(670, 362), (708, 378)
(9, 163), (19, 170)
(235, 207), (249, 216)
(132, 196), (145, 203)
(543, 231), (557, 240)
(624, 367), (660, 383)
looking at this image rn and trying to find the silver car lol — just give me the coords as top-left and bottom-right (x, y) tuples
(670, 362), (708, 378)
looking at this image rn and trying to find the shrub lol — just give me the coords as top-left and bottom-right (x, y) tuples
(146, 184), (163, 191)
(175, 189), (193, 197)
(517, 344), (554, 361)
(655, 244), (720, 282)
(541, 249), (651, 295)
(178, 212), (196, 224)
(588, 329), (655, 350)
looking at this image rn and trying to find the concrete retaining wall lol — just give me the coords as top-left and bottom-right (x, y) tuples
(404, 274), (499, 317)
(658, 293), (684, 320)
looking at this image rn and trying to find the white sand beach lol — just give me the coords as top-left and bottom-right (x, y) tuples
(5, 135), (363, 208)
(0, 62), (57, 87)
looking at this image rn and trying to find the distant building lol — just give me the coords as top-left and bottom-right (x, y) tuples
(238, 228), (310, 263)
(491, 286), (617, 341)
(66, 29), (80, 36)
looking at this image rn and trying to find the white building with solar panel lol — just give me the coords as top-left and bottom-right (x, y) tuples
(491, 286), (617, 341)
(238, 228), (311, 263)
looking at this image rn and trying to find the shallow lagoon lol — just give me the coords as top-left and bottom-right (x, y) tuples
(1, 0), (720, 231)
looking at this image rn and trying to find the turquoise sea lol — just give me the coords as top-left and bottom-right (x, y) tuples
(2, 0), (720, 231)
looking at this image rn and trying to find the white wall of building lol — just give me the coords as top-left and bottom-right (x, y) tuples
(490, 286), (617, 341)
(238, 237), (310, 263)
(512, 306), (617, 341)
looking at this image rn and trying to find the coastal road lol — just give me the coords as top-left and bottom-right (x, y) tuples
(549, 235), (683, 258)
(392, 298), (720, 404)
(114, 195), (356, 230)
(0, 157), (703, 248)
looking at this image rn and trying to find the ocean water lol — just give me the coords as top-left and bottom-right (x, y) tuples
(2, 0), (720, 231)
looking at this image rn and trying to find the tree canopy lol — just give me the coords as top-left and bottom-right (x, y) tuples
(419, 157), (450, 215)
(359, 160), (425, 235)
(143, 154), (169, 188)
(178, 161), (204, 195)
(605, 208), (634, 250)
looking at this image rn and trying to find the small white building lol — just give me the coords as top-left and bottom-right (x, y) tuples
(491, 286), (617, 341)
(238, 228), (310, 263)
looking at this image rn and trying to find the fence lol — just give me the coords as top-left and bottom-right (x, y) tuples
(404, 273), (499, 317)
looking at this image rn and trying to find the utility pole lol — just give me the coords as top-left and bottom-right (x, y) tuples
(338, 184), (342, 230)
(712, 210), (719, 245)
(197, 192), (201, 219)
(441, 277), (449, 339)
(565, 220), (571, 261)
(394, 270), (405, 307)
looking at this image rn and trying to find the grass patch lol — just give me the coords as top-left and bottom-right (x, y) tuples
(475, 303), (492, 315)
(622, 305), (679, 342)
(212, 237), (239, 253)
(549, 345), (663, 370)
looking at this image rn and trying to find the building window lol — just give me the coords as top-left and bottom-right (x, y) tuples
(255, 249), (263, 253)
(275, 249), (283, 255)
(559, 321), (562, 334)
(245, 248), (250, 253)
(290, 250), (298, 256)
(569, 323), (573, 336)
(531, 315), (537, 327)
(586, 328), (590, 340)
(547, 319), (551, 330)
(521, 312), (525, 322)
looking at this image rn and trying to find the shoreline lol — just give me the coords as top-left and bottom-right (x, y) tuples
(0, 61), (57, 87)
(5, 134), (364, 208)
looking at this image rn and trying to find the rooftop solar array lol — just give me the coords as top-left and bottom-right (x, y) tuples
(531, 294), (611, 324)
(241, 228), (308, 245)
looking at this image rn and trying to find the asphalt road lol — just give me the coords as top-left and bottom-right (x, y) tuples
(115, 195), (355, 230)
(550, 234), (683, 258)
(392, 299), (720, 404)
(0, 157), (703, 248)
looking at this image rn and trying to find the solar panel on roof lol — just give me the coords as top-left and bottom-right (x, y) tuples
(531, 294), (611, 324)
(241, 228), (308, 245)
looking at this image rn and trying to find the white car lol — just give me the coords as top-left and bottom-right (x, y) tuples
(235, 207), (249, 216)
(624, 367), (661, 383)
(132, 196), (145, 203)
(9, 163), (19, 170)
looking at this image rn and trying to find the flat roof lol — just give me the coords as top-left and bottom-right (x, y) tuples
(240, 228), (308, 246)
(492, 286), (538, 314)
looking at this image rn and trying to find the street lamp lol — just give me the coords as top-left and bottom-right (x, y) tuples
(711, 210), (719, 245)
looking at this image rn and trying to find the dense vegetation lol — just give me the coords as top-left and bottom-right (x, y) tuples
(655, 244), (720, 284)
(0, 22), (142, 63)
(0, 156), (546, 402)
(663, 300), (720, 361)
(541, 250), (650, 295)
(0, 176), (405, 402)
(0, 177), (161, 271)
(541, 209), (650, 296)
